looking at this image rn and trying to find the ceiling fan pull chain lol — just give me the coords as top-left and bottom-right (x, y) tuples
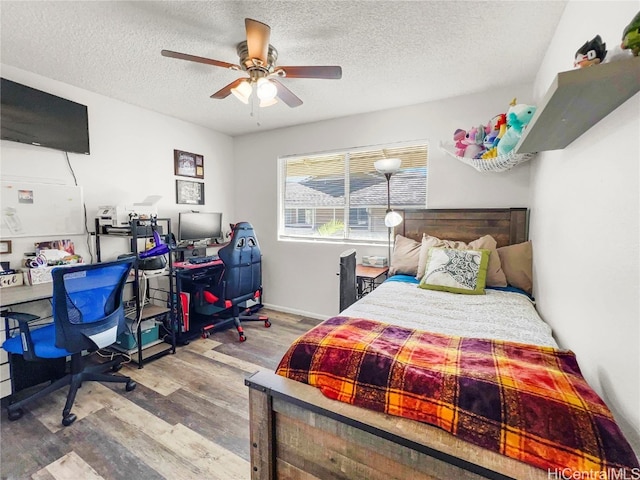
(249, 93), (261, 127)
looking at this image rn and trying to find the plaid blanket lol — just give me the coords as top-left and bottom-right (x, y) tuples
(276, 316), (639, 476)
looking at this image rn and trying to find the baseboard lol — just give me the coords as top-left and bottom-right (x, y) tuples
(262, 303), (329, 322)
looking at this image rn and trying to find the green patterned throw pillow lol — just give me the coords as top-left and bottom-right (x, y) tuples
(419, 247), (490, 295)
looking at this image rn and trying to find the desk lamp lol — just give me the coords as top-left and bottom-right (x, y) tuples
(374, 158), (403, 266)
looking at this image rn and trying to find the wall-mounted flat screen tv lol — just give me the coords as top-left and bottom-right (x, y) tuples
(1, 78), (90, 154)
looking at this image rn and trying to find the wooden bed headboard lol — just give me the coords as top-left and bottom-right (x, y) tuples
(397, 208), (528, 247)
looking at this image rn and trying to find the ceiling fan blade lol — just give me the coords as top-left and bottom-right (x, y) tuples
(211, 78), (246, 99)
(272, 79), (303, 108)
(161, 49), (240, 70)
(245, 18), (270, 65)
(275, 66), (342, 79)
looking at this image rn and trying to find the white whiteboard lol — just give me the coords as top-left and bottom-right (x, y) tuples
(0, 181), (84, 238)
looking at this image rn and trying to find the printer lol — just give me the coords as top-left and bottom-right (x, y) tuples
(97, 196), (162, 230)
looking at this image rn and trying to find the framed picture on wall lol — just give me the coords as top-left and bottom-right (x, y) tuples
(174, 150), (204, 178)
(176, 180), (205, 205)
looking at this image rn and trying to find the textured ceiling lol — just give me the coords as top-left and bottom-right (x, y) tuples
(0, 1), (568, 137)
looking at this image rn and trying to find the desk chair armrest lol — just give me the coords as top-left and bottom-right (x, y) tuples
(3, 312), (41, 361)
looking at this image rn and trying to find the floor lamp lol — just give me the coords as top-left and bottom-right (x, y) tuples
(374, 158), (403, 266)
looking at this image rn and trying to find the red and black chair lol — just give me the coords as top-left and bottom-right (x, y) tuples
(198, 222), (270, 341)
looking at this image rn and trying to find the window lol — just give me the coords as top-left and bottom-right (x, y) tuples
(279, 142), (428, 243)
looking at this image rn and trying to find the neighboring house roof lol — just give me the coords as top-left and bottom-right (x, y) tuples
(285, 170), (426, 208)
(284, 182), (343, 207)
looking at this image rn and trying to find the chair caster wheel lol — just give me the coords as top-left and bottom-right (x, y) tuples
(62, 413), (77, 426)
(125, 380), (137, 392)
(7, 407), (24, 421)
(112, 363), (123, 372)
(239, 334), (247, 342)
(264, 320), (271, 328)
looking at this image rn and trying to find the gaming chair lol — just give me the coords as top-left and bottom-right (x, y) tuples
(199, 222), (270, 341)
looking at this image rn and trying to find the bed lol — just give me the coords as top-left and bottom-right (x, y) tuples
(245, 208), (638, 480)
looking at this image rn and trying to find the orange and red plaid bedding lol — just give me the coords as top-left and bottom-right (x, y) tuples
(276, 316), (639, 476)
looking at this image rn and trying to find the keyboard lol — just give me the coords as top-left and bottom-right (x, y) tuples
(187, 255), (219, 265)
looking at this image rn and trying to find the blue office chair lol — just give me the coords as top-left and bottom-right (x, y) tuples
(197, 222), (270, 341)
(1, 258), (137, 426)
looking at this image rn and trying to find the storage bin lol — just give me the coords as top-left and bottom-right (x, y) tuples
(0, 273), (23, 288)
(115, 319), (159, 350)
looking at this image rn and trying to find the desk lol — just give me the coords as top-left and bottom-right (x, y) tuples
(1, 283), (53, 308)
(173, 259), (226, 343)
(0, 274), (139, 308)
(356, 264), (389, 298)
(1, 283), (62, 400)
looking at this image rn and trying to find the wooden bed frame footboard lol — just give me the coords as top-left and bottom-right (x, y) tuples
(246, 371), (548, 480)
(246, 208), (539, 480)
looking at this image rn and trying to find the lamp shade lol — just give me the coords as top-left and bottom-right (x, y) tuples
(257, 78), (278, 101)
(259, 97), (278, 108)
(231, 80), (252, 104)
(385, 210), (403, 227)
(374, 158), (402, 174)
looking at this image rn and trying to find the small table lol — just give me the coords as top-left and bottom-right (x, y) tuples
(356, 264), (389, 298)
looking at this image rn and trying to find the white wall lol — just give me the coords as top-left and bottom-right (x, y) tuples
(234, 84), (534, 319)
(529, 2), (640, 453)
(0, 64), (235, 267)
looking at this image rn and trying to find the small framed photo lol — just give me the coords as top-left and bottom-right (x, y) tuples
(0, 240), (11, 254)
(174, 150), (204, 179)
(176, 180), (205, 205)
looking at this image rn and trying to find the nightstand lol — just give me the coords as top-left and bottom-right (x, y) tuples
(356, 264), (389, 299)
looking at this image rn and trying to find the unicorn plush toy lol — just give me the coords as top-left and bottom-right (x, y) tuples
(496, 104), (537, 156)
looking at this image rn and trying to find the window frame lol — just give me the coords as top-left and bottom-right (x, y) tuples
(278, 141), (428, 245)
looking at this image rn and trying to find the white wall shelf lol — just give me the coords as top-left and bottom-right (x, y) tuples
(516, 56), (640, 154)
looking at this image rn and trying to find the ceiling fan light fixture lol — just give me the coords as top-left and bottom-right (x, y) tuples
(259, 97), (278, 108)
(256, 77), (278, 101)
(231, 80), (252, 104)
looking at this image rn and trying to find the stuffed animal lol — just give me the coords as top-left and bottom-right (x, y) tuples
(482, 147), (498, 159)
(574, 35), (607, 68)
(493, 123), (507, 147)
(621, 11), (640, 56)
(484, 130), (498, 150)
(496, 104), (537, 156)
(483, 113), (506, 149)
(453, 129), (467, 156)
(462, 125), (485, 158)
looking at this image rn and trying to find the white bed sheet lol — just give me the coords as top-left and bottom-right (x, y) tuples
(341, 281), (558, 348)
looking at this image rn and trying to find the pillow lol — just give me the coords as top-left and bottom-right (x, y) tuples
(415, 234), (441, 279)
(389, 235), (421, 276)
(419, 247), (490, 294)
(416, 234), (508, 288)
(468, 235), (508, 288)
(497, 241), (533, 294)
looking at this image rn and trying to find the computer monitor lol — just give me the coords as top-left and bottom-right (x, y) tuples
(178, 211), (223, 245)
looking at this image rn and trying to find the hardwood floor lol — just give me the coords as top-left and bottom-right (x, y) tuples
(0, 309), (321, 480)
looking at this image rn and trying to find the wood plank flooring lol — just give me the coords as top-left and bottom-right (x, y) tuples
(0, 309), (321, 480)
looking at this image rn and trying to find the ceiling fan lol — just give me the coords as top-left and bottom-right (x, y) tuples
(161, 18), (342, 108)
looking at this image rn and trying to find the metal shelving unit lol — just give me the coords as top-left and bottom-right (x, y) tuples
(94, 217), (176, 367)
